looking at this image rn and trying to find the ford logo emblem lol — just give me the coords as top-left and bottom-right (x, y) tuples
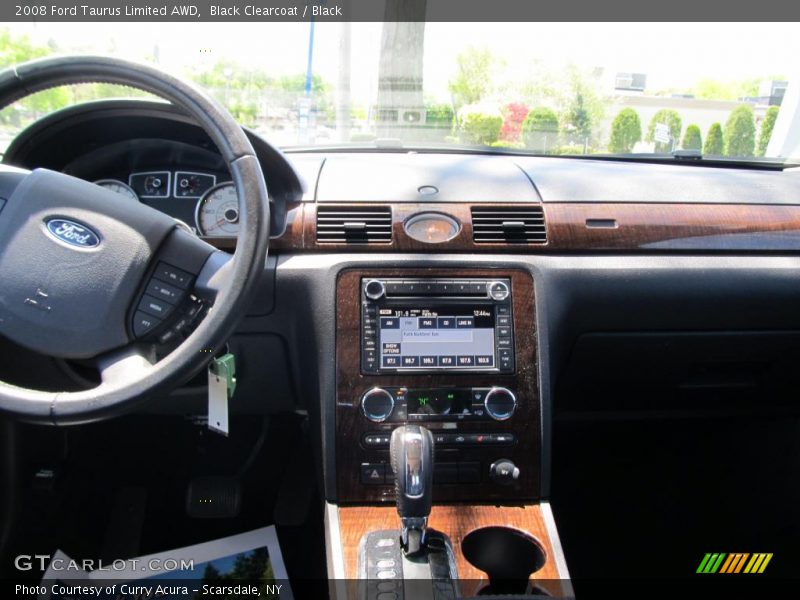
(45, 219), (101, 248)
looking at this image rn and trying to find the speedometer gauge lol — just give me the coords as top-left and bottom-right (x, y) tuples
(93, 179), (139, 202)
(195, 183), (239, 237)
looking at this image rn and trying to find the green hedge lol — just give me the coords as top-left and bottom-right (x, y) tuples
(756, 105), (779, 157)
(704, 122), (724, 156)
(608, 108), (642, 153)
(458, 105), (503, 146)
(724, 105), (755, 157)
(522, 107), (559, 152)
(646, 109), (682, 153)
(681, 124), (702, 151)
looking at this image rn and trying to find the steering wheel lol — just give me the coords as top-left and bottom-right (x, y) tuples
(0, 56), (270, 425)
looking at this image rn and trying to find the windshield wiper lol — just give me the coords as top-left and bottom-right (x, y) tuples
(671, 149), (703, 161)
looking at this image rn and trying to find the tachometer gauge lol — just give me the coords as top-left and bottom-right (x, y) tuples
(195, 183), (239, 237)
(93, 179), (140, 202)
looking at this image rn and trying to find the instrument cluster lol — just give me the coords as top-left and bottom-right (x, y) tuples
(93, 170), (238, 238)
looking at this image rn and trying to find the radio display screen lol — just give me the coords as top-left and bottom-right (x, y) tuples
(378, 305), (496, 369)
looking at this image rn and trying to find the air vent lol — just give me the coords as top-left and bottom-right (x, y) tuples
(471, 206), (547, 244)
(316, 206), (392, 244)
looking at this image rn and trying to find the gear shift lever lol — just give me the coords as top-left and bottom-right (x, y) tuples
(390, 425), (434, 557)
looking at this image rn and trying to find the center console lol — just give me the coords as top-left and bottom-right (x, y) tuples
(330, 269), (571, 597)
(335, 268), (540, 504)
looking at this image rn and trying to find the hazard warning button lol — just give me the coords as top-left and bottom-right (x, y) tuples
(361, 463), (388, 485)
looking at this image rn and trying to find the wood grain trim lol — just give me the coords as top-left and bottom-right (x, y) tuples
(545, 202), (800, 251)
(308, 203), (548, 252)
(338, 504), (568, 597)
(225, 201), (800, 253)
(335, 268), (540, 504)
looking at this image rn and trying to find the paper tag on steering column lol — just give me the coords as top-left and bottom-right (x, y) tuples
(208, 364), (230, 436)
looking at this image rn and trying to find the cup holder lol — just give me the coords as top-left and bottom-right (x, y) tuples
(461, 526), (547, 595)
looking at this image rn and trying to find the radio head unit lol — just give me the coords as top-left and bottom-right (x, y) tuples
(361, 278), (514, 374)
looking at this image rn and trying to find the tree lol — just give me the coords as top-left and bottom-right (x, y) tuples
(681, 124), (702, 151)
(560, 65), (606, 148)
(704, 122), (724, 155)
(522, 107), (559, 152)
(376, 2), (427, 138)
(646, 109), (682, 152)
(608, 108), (642, 153)
(448, 46), (495, 107)
(757, 105), (779, 157)
(724, 105), (756, 157)
(500, 103), (529, 142)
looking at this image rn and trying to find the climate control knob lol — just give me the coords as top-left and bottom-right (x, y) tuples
(361, 387), (395, 422)
(484, 387), (517, 420)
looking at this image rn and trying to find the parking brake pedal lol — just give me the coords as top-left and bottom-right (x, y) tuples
(186, 476), (241, 519)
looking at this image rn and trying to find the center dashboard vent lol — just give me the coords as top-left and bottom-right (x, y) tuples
(471, 206), (547, 244)
(316, 206), (393, 244)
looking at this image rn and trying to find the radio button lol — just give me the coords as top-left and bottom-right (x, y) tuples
(438, 356), (456, 367)
(401, 356), (419, 367)
(382, 356), (400, 367)
(498, 348), (514, 369)
(365, 279), (386, 300)
(488, 281), (510, 301)
(457, 355), (474, 366)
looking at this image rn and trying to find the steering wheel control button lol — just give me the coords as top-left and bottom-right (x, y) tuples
(488, 281), (510, 301)
(132, 311), (161, 338)
(361, 387), (395, 422)
(490, 459), (520, 486)
(138, 294), (174, 319)
(484, 387), (517, 420)
(154, 262), (193, 289)
(146, 279), (182, 304)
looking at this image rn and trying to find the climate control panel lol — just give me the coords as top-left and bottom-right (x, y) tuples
(361, 386), (517, 423)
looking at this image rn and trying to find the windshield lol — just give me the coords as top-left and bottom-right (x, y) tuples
(1, 22), (798, 160)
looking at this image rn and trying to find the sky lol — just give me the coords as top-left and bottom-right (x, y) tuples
(6, 21), (799, 104)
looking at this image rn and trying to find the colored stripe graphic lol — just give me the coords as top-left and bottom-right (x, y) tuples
(697, 553), (727, 573)
(698, 552), (773, 574)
